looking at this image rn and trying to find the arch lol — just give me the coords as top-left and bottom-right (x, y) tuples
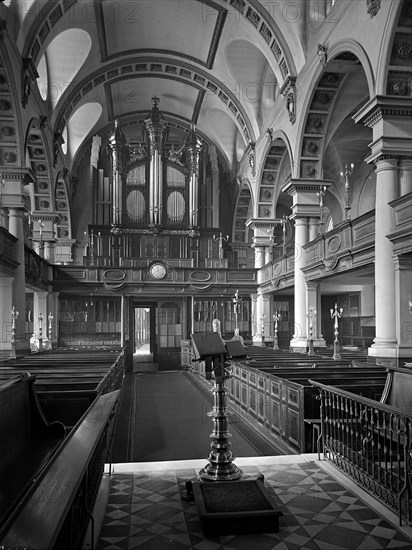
(296, 46), (372, 182)
(24, 118), (54, 215)
(54, 170), (72, 244)
(378, 0), (412, 97)
(232, 179), (253, 244)
(52, 60), (257, 149)
(0, 43), (23, 175)
(255, 135), (291, 220)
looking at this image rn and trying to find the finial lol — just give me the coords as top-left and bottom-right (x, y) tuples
(152, 96), (160, 108)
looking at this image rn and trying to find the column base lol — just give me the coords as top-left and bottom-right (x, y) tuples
(289, 337), (326, 354)
(253, 336), (266, 347)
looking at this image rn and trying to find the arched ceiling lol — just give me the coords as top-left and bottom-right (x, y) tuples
(7, 0), (305, 169)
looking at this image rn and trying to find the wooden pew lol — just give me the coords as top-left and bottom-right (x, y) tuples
(1, 389), (120, 549)
(228, 362), (387, 454)
(0, 374), (66, 532)
(380, 365), (412, 415)
(0, 351), (124, 428)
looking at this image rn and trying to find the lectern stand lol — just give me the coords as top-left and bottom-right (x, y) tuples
(190, 332), (283, 536)
(191, 332), (242, 481)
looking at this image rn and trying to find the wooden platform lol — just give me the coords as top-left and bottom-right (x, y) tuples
(192, 478), (283, 537)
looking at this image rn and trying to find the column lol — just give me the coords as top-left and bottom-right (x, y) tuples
(0, 279), (14, 351)
(250, 293), (258, 341)
(108, 119), (127, 227)
(282, 179), (332, 352)
(262, 293), (272, 345)
(291, 217), (309, 350)
(186, 125), (202, 228)
(308, 218), (319, 241)
(145, 97), (167, 226)
(399, 159), (412, 196)
(306, 281), (326, 348)
(369, 158), (398, 357)
(253, 293), (265, 346)
(353, 96), (411, 359)
(393, 255), (412, 360)
(8, 209), (26, 348)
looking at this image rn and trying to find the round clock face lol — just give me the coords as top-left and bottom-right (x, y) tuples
(150, 263), (167, 280)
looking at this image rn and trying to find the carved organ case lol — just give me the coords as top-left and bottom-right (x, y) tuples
(101, 97), (210, 261)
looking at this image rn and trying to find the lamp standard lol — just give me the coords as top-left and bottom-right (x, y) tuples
(330, 303), (343, 360)
(38, 312), (44, 353)
(273, 310), (282, 350)
(340, 163), (354, 220)
(48, 312), (54, 350)
(231, 289), (242, 334)
(307, 308), (316, 356)
(10, 305), (19, 359)
(260, 314), (266, 347)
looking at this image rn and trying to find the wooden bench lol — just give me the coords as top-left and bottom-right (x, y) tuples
(1, 388), (120, 549)
(380, 365), (412, 415)
(0, 374), (66, 533)
(228, 362), (387, 454)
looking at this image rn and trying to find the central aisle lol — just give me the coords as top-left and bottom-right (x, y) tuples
(112, 370), (281, 463)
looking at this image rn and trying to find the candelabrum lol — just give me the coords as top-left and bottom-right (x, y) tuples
(10, 305), (19, 359)
(330, 303), (343, 360)
(231, 289), (242, 333)
(38, 312), (44, 353)
(273, 311), (282, 350)
(260, 314), (266, 346)
(340, 163), (354, 221)
(84, 229), (96, 263)
(212, 232), (229, 260)
(317, 185), (327, 234)
(306, 308), (316, 356)
(48, 312), (54, 350)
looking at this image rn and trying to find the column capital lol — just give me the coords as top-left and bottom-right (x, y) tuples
(353, 96), (412, 163)
(282, 179), (333, 219)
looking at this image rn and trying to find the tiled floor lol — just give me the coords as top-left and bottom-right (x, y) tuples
(95, 455), (412, 550)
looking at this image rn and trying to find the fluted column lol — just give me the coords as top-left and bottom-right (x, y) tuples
(145, 97), (167, 226)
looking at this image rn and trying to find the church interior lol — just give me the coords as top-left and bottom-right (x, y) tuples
(0, 0), (411, 548)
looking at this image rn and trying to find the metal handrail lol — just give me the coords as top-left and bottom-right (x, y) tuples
(309, 379), (412, 526)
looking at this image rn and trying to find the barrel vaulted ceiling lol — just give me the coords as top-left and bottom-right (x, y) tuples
(5, 0), (305, 169)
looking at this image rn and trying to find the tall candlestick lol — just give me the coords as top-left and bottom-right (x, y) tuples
(330, 303), (343, 360)
(38, 312), (43, 353)
(273, 310), (282, 350)
(307, 308), (316, 356)
(10, 305), (19, 359)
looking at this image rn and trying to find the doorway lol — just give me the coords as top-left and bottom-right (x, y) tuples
(133, 306), (154, 362)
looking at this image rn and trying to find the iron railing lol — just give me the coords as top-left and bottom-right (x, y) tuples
(310, 380), (412, 526)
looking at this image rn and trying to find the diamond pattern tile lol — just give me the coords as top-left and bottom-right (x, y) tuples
(97, 460), (412, 550)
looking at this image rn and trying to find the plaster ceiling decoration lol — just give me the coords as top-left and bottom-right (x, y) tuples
(10, 0), (301, 172)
